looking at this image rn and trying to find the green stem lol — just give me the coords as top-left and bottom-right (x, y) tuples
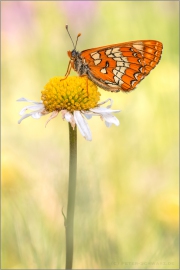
(65, 123), (77, 269)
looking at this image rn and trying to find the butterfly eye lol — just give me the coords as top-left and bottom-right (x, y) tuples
(71, 50), (77, 58)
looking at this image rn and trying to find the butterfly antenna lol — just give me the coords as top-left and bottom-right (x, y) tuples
(74, 33), (81, 50)
(66, 25), (81, 50)
(65, 25), (75, 48)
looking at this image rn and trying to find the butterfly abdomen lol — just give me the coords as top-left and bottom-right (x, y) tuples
(72, 52), (89, 76)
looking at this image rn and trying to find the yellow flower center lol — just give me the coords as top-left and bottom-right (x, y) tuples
(41, 76), (101, 112)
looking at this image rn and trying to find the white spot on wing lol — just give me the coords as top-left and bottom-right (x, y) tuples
(116, 62), (124, 67)
(106, 48), (121, 58)
(114, 57), (123, 61)
(116, 56), (129, 66)
(101, 68), (107, 74)
(133, 43), (144, 51)
(114, 76), (119, 84)
(112, 47), (120, 53)
(105, 80), (118, 87)
(119, 80), (123, 86)
(121, 56), (128, 62)
(131, 80), (137, 87)
(94, 59), (101, 65)
(117, 62), (123, 67)
(115, 66), (121, 71)
(91, 52), (100, 60)
(120, 66), (126, 73)
(134, 73), (140, 80)
(107, 54), (114, 58)
(105, 80), (112, 83)
(107, 83), (119, 88)
(113, 69), (123, 80)
(114, 52), (122, 57)
(113, 69), (118, 76)
(105, 49), (111, 55)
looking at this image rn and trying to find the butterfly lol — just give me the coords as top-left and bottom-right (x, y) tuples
(64, 25), (163, 93)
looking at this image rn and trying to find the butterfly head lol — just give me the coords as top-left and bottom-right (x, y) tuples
(67, 49), (78, 60)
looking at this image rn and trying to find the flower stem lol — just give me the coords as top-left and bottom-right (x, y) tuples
(65, 123), (77, 269)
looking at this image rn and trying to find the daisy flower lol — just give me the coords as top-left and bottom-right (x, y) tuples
(17, 77), (120, 141)
(17, 76), (121, 268)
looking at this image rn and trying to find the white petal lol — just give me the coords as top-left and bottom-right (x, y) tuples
(45, 111), (59, 127)
(64, 111), (73, 122)
(105, 121), (112, 127)
(90, 107), (120, 114)
(18, 109), (45, 124)
(61, 110), (68, 119)
(83, 113), (93, 119)
(64, 112), (76, 129)
(102, 113), (120, 126)
(19, 104), (44, 115)
(18, 113), (32, 124)
(31, 111), (44, 119)
(74, 111), (92, 141)
(17, 97), (43, 104)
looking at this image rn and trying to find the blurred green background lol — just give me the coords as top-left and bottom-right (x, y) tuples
(1, 1), (179, 269)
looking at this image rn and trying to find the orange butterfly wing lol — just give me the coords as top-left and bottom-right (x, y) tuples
(80, 40), (163, 92)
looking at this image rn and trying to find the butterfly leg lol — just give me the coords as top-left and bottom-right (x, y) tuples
(79, 75), (89, 96)
(60, 60), (72, 81)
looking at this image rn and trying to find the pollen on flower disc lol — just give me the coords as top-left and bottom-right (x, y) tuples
(41, 77), (101, 112)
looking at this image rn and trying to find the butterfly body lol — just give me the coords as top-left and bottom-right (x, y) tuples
(69, 50), (89, 76)
(67, 39), (163, 93)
